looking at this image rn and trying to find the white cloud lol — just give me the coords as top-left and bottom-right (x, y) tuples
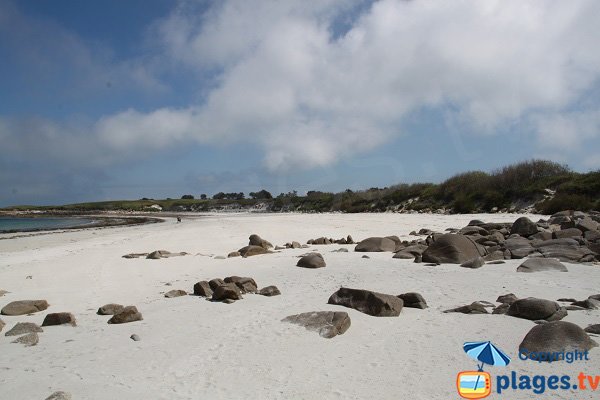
(2, 0), (600, 173)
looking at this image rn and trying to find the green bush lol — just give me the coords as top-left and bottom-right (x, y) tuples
(537, 194), (594, 215)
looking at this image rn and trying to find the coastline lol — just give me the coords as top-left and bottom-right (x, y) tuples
(1, 212), (598, 399)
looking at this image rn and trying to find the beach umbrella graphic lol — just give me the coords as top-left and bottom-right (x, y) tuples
(463, 341), (511, 371)
(463, 341), (511, 394)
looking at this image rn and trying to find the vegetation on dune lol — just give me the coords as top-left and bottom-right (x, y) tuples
(2, 160), (598, 214)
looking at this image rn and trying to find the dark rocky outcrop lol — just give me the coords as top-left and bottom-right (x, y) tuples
(506, 298), (566, 321)
(42, 312), (76, 327)
(296, 253), (326, 269)
(108, 306), (143, 324)
(397, 292), (428, 309)
(1, 300), (49, 316)
(519, 321), (598, 361)
(422, 234), (484, 264)
(328, 287), (403, 317)
(282, 311), (351, 338)
(97, 304), (125, 315)
(354, 237), (397, 252)
(517, 258), (568, 273)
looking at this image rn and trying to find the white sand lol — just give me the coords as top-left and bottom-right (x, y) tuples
(0, 213), (599, 399)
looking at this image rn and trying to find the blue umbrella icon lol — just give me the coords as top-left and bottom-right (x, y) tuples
(463, 341), (511, 392)
(463, 341), (511, 370)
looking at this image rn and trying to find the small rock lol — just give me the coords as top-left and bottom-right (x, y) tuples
(328, 287), (403, 317)
(460, 256), (485, 269)
(42, 312), (76, 327)
(227, 251), (241, 258)
(0, 318), (4, 333)
(584, 324), (600, 334)
(297, 253), (326, 269)
(164, 289), (187, 298)
(258, 286), (281, 296)
(496, 293), (518, 304)
(208, 278), (225, 291)
(224, 276), (258, 293)
(557, 298), (577, 303)
(397, 292), (428, 309)
(332, 248), (349, 253)
(444, 302), (488, 314)
(213, 255), (226, 260)
(571, 299), (600, 310)
(0, 289), (9, 297)
(193, 281), (213, 297)
(487, 260), (505, 264)
(108, 306), (143, 324)
(517, 258), (568, 273)
(97, 304), (125, 315)
(12, 332), (39, 346)
(283, 311), (351, 338)
(45, 391), (72, 400)
(130, 334), (141, 341)
(507, 298), (566, 321)
(4, 322), (43, 336)
(238, 245), (270, 257)
(361, 255), (370, 259)
(212, 283), (242, 301)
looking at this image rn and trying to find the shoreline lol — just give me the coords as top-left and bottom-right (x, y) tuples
(0, 215), (164, 237)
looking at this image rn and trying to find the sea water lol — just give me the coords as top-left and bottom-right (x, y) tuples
(0, 217), (95, 232)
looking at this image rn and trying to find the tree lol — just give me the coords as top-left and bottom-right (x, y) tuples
(200, 194), (207, 200)
(249, 189), (273, 199)
(181, 195), (194, 199)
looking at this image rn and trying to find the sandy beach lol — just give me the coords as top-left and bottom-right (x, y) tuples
(1, 212), (599, 399)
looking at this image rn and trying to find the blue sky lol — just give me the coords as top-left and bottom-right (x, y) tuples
(1, 0), (599, 206)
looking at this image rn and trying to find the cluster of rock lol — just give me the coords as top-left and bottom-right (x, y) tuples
(306, 235), (354, 245)
(123, 250), (188, 259)
(1, 300), (78, 346)
(193, 276), (280, 303)
(327, 287), (428, 317)
(98, 304), (143, 324)
(230, 234), (274, 258)
(353, 211), (600, 267)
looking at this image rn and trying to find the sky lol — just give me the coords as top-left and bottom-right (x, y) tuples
(1, 0), (599, 206)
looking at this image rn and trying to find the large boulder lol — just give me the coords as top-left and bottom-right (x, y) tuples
(504, 236), (535, 259)
(328, 287), (403, 317)
(1, 300), (49, 316)
(354, 237), (397, 252)
(421, 234), (484, 264)
(108, 306), (143, 324)
(238, 245), (270, 257)
(249, 234), (273, 250)
(553, 228), (583, 239)
(533, 239), (594, 262)
(4, 322), (43, 336)
(282, 311), (351, 338)
(296, 253), (326, 269)
(517, 258), (568, 273)
(42, 312), (76, 327)
(224, 276), (258, 293)
(506, 298), (566, 321)
(208, 278), (226, 291)
(511, 217), (538, 237)
(519, 321), (598, 361)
